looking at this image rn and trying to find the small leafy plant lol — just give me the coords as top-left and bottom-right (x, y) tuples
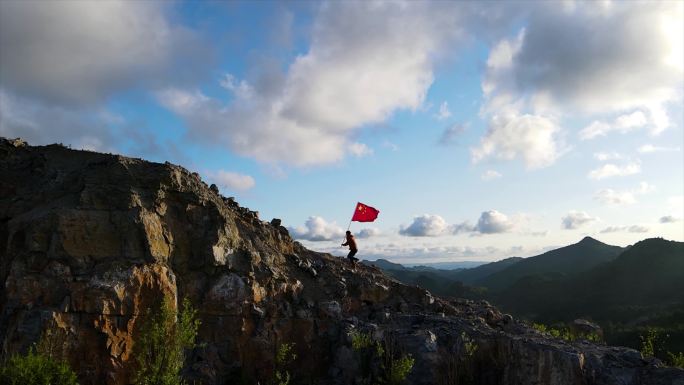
(274, 342), (297, 385)
(133, 296), (200, 385)
(0, 323), (78, 385)
(348, 329), (414, 385)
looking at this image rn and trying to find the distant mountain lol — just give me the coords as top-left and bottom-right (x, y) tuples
(494, 238), (684, 353)
(497, 237), (684, 319)
(405, 261), (487, 270)
(362, 259), (485, 271)
(449, 257), (523, 284)
(362, 258), (406, 270)
(477, 237), (624, 291)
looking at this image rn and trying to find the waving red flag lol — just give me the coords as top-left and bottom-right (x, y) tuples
(351, 202), (380, 222)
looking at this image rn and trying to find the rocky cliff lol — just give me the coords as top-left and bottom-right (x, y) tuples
(1, 137), (682, 385)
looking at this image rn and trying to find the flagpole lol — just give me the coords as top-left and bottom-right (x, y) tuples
(343, 203), (357, 242)
(347, 202), (359, 232)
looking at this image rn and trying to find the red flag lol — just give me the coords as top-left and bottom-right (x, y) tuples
(351, 202), (380, 222)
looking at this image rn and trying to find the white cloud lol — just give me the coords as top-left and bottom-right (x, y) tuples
(357, 228), (381, 239)
(588, 162), (641, 180)
(668, 195), (684, 215)
(471, 112), (564, 169)
(156, 2), (466, 167)
(561, 211), (598, 229)
(219, 73), (254, 100)
(435, 101), (452, 120)
(439, 123), (467, 145)
(579, 111), (648, 140)
(659, 216), (680, 223)
(400, 214), (450, 237)
(450, 221), (476, 234)
(0, 1), (209, 153)
(348, 142), (374, 158)
(156, 88), (209, 115)
(635, 182), (656, 194)
(475, 210), (514, 234)
(594, 189), (636, 205)
(0, 91), (148, 154)
(0, 1), (206, 106)
(593, 182), (655, 205)
(600, 225), (650, 234)
(207, 170), (255, 192)
(482, 2), (683, 142)
(638, 144), (681, 153)
(481, 170), (502, 181)
(594, 152), (623, 161)
(289, 216), (345, 242)
(349, 243), (503, 264)
(488, 3), (682, 114)
(382, 141), (400, 152)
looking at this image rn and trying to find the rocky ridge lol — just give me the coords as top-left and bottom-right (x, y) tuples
(1, 138), (682, 384)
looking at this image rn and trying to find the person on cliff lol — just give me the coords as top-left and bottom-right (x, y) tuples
(341, 230), (359, 266)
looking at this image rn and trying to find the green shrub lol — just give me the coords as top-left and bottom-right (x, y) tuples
(639, 327), (659, 357)
(133, 297), (200, 385)
(348, 330), (414, 385)
(350, 330), (373, 351)
(0, 347), (78, 385)
(668, 351), (684, 368)
(273, 342), (297, 385)
(532, 322), (602, 343)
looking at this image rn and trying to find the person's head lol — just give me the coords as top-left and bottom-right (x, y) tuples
(346, 230), (351, 236)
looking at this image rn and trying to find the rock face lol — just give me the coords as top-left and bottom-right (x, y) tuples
(1, 138), (683, 385)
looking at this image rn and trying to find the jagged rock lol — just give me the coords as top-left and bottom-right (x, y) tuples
(1, 137), (682, 385)
(572, 318), (603, 339)
(270, 218), (282, 227)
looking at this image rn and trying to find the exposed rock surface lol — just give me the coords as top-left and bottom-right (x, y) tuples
(1, 138), (683, 384)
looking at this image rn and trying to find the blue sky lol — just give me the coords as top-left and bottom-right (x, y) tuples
(1, 1), (682, 263)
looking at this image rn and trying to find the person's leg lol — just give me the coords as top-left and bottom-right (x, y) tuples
(348, 249), (358, 263)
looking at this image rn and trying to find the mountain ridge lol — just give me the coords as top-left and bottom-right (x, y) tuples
(1, 137), (682, 384)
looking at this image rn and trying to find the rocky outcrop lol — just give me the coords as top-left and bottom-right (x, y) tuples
(1, 138), (683, 385)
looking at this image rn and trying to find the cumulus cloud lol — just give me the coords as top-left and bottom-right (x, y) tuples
(351, 243), (503, 263)
(579, 111), (649, 140)
(600, 225), (650, 234)
(660, 216), (680, 223)
(588, 162), (641, 180)
(0, 91), (116, 151)
(561, 211), (598, 230)
(439, 123), (467, 145)
(484, 3), (682, 117)
(471, 112), (564, 169)
(289, 216), (344, 242)
(435, 101), (452, 120)
(594, 152), (623, 161)
(475, 210), (514, 234)
(348, 142), (374, 158)
(207, 170), (255, 192)
(219, 73), (255, 100)
(0, 1), (207, 106)
(481, 170), (502, 181)
(450, 221), (476, 234)
(594, 189), (636, 205)
(357, 228), (381, 239)
(399, 214), (450, 237)
(481, 2), (683, 152)
(0, 1), (210, 153)
(593, 182), (654, 205)
(382, 141), (400, 152)
(638, 144), (681, 153)
(157, 2), (466, 167)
